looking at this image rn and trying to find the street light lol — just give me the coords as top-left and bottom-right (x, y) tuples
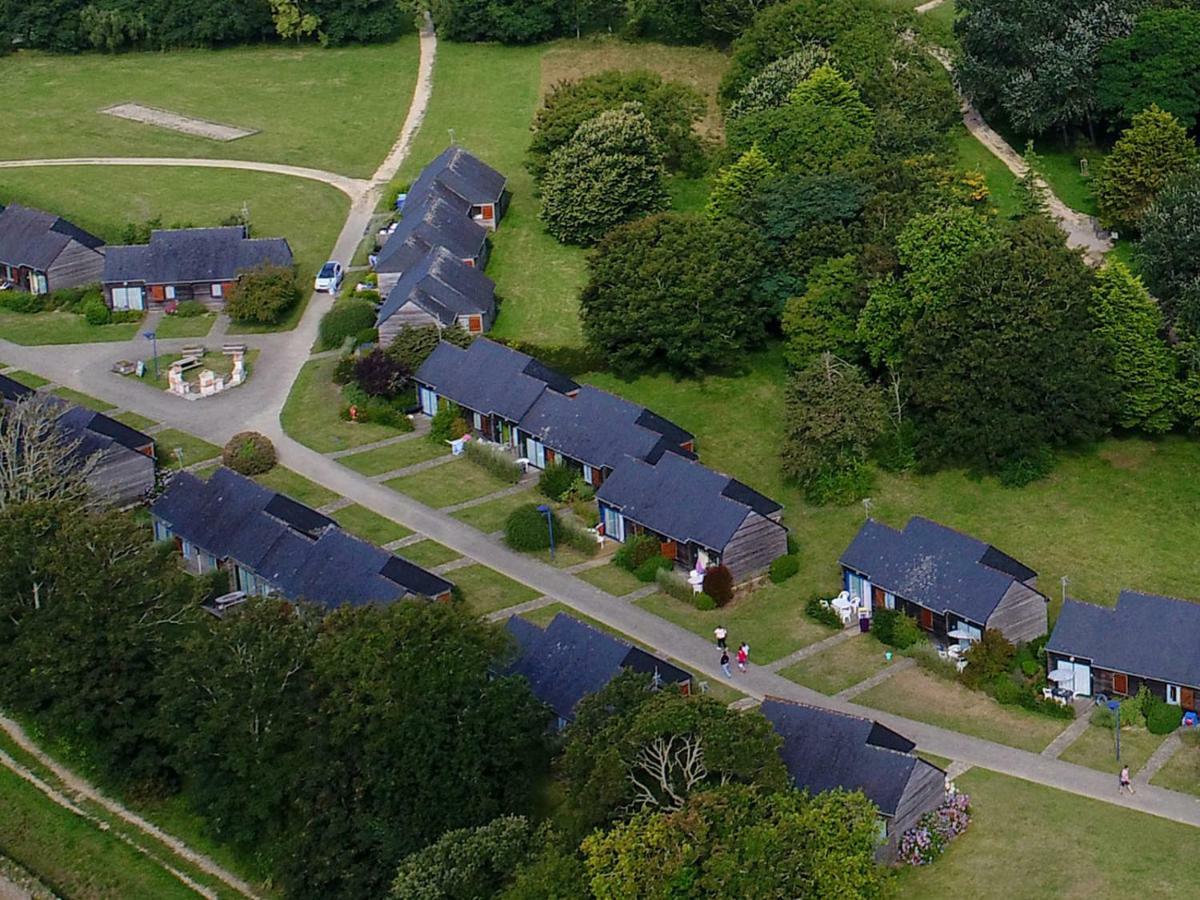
(536, 504), (555, 560)
(1108, 699), (1122, 762)
(143, 330), (159, 378)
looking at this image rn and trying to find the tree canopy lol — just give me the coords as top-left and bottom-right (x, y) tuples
(1138, 168), (1200, 337)
(1097, 8), (1200, 129)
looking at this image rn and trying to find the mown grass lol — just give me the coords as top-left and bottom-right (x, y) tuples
(398, 540), (463, 568)
(113, 410), (158, 431)
(51, 386), (117, 411)
(952, 125), (1021, 220)
(282, 357), (409, 453)
(0, 309), (142, 345)
(1150, 733), (1200, 797)
(252, 466), (338, 509)
(451, 486), (540, 534)
(338, 439), (449, 476)
(152, 428), (221, 469)
(452, 564), (541, 616)
(780, 634), (895, 695)
(155, 313), (216, 340)
(385, 457), (513, 508)
(5, 369), (49, 387)
(575, 562), (643, 597)
(1059, 724), (1168, 777)
(0, 37), (420, 176)
(334, 503), (413, 546)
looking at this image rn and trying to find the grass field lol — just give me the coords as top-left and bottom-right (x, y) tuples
(0, 309), (143, 345)
(385, 457), (513, 507)
(252, 466), (338, 509)
(855, 667), (1069, 753)
(153, 428), (220, 469)
(451, 486), (539, 533)
(576, 562), (643, 597)
(51, 386), (117, 411)
(1059, 724), (1167, 777)
(338, 439), (449, 476)
(452, 564), (541, 616)
(113, 410), (157, 431)
(0, 37), (420, 177)
(6, 369), (50, 388)
(155, 313), (216, 340)
(334, 503), (412, 545)
(1150, 733), (1200, 796)
(398, 540), (463, 568)
(896, 768), (1200, 899)
(282, 357), (411, 453)
(780, 633), (895, 695)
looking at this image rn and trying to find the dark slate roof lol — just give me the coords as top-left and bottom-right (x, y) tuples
(408, 146), (506, 210)
(503, 613), (690, 722)
(596, 452), (782, 552)
(0, 377), (152, 461)
(67, 408), (152, 453)
(0, 203), (104, 270)
(414, 339), (578, 422)
(103, 226), (292, 285)
(376, 245), (495, 327)
(375, 193), (488, 274)
(151, 468), (452, 606)
(1048, 591), (1200, 688)
(839, 517), (1038, 625)
(518, 385), (692, 471)
(0, 373), (34, 401)
(762, 698), (941, 817)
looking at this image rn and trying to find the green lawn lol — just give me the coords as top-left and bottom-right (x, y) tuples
(0, 309), (142, 345)
(1033, 140), (1105, 217)
(584, 346), (1200, 619)
(282, 357), (411, 453)
(0, 37), (420, 177)
(1149, 734), (1200, 797)
(451, 486), (539, 533)
(51, 386), (117, 411)
(1060, 724), (1167, 777)
(153, 428), (221, 469)
(398, 540), (463, 569)
(780, 634), (897, 695)
(0, 764), (200, 900)
(385, 457), (513, 508)
(575, 562), (644, 597)
(334, 503), (413, 546)
(252, 466), (338, 509)
(6, 369), (50, 388)
(132, 350), (258, 391)
(338, 438), (449, 476)
(155, 313), (216, 340)
(896, 768), (1200, 899)
(637, 581), (839, 665)
(916, 0), (958, 50)
(952, 125), (1020, 220)
(112, 410), (157, 431)
(855, 667), (1069, 753)
(452, 564), (541, 616)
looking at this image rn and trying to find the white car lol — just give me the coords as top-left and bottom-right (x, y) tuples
(314, 261), (344, 293)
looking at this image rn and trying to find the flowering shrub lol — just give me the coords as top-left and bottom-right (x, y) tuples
(898, 794), (971, 866)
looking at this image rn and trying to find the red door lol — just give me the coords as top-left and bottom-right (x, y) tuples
(1181, 687), (1195, 712)
(872, 586), (887, 609)
(919, 608), (933, 631)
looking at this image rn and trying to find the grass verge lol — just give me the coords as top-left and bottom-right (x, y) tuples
(338, 438), (449, 476)
(282, 357), (409, 453)
(51, 386), (117, 411)
(452, 564), (540, 616)
(252, 466), (338, 509)
(153, 429), (221, 469)
(385, 457), (513, 508)
(780, 633), (895, 695)
(334, 504), (413, 546)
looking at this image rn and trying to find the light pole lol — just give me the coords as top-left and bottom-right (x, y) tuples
(143, 330), (159, 378)
(537, 504), (555, 560)
(1108, 699), (1121, 762)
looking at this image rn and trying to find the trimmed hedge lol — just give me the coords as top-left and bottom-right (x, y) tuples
(174, 299), (206, 317)
(613, 534), (660, 572)
(694, 592), (717, 611)
(1147, 701), (1182, 735)
(768, 554), (799, 583)
(505, 504), (556, 552)
(83, 296), (110, 325)
(318, 300), (377, 351)
(222, 431), (276, 476)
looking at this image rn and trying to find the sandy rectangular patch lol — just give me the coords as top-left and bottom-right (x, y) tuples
(101, 103), (258, 141)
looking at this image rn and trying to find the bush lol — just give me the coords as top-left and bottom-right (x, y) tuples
(385, 324), (474, 372)
(111, 310), (143, 323)
(989, 675), (1025, 706)
(354, 348), (409, 397)
(489, 338), (606, 378)
(872, 609), (924, 649)
(805, 596), (842, 629)
(505, 504), (557, 552)
(45, 285), (93, 312)
(907, 643), (958, 681)
(656, 568), (695, 604)
(82, 296), (110, 325)
(224, 264), (300, 324)
(694, 592), (717, 611)
(559, 519), (600, 558)
(961, 630), (1016, 689)
(702, 565), (734, 607)
(222, 431), (276, 476)
(332, 355), (357, 385)
(613, 534), (660, 572)
(768, 554), (799, 583)
(318, 300), (377, 351)
(635, 555), (673, 583)
(174, 299), (206, 318)
(464, 440), (522, 485)
(537, 463), (576, 501)
(571, 497), (600, 527)
(996, 446), (1055, 488)
(0, 291), (44, 314)
(1092, 705), (1117, 728)
(1147, 700), (1182, 735)
(356, 327), (379, 346)
(339, 384), (414, 431)
(1020, 659), (1039, 678)
(428, 402), (466, 443)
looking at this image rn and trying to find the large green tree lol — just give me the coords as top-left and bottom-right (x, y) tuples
(781, 254), (865, 366)
(431, 0), (562, 43)
(706, 144), (779, 222)
(579, 213), (772, 373)
(391, 816), (536, 900)
(1137, 168), (1200, 336)
(1091, 261), (1177, 433)
(1098, 8), (1200, 128)
(539, 104), (670, 245)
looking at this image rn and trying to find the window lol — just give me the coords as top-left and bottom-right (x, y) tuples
(165, 285), (176, 300)
(472, 412), (482, 431)
(210, 283), (223, 298)
(526, 438), (546, 469)
(180, 539), (194, 560)
(111, 286), (144, 311)
(582, 464), (594, 484)
(153, 520), (172, 542)
(1167, 684), (1181, 706)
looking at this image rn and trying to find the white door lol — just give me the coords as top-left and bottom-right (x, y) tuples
(526, 438), (545, 469)
(1070, 662), (1091, 697)
(602, 505), (625, 542)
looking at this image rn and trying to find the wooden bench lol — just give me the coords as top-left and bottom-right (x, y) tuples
(175, 356), (202, 372)
(180, 344), (206, 358)
(221, 342), (247, 355)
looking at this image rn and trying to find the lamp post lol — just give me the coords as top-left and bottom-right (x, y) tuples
(537, 504), (555, 560)
(1108, 699), (1121, 762)
(143, 330), (159, 378)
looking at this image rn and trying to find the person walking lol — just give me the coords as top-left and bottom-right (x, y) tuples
(1119, 765), (1135, 795)
(736, 642), (749, 674)
(714, 625), (728, 649)
(720, 649), (732, 678)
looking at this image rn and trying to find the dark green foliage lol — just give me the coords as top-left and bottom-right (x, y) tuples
(488, 338), (606, 378)
(871, 608), (922, 649)
(996, 446), (1056, 488)
(505, 503), (558, 552)
(1146, 699), (1182, 735)
(537, 463), (576, 501)
(805, 596), (842, 629)
(1137, 169), (1200, 337)
(501, 838), (589, 899)
(428, 400), (465, 443)
(354, 348), (409, 398)
(702, 564), (734, 606)
(694, 592), (718, 610)
(960, 629), (1015, 690)
(385, 324), (474, 372)
(782, 254), (865, 367)
(356, 327), (379, 345)
(528, 70), (705, 180)
(539, 104), (670, 245)
(224, 264), (300, 325)
(83, 295), (110, 325)
(464, 440), (523, 485)
(0, 291), (45, 314)
(173, 299), (206, 317)
(1098, 8), (1200, 129)
(613, 533), (661, 572)
(318, 300), (377, 351)
(309, 0), (412, 45)
(331, 354), (357, 385)
(768, 554), (799, 583)
(340, 384), (415, 430)
(431, 0), (563, 43)
(580, 213), (772, 374)
(221, 431), (277, 476)
(635, 555), (673, 583)
(390, 816), (535, 900)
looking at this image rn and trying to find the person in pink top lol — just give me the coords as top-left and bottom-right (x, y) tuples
(736, 643), (749, 673)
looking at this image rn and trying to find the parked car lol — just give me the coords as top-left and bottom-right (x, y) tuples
(314, 261), (343, 293)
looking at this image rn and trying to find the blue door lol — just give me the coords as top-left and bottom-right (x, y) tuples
(418, 386), (438, 416)
(601, 504), (625, 542)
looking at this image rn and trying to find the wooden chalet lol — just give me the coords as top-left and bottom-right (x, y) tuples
(762, 698), (946, 862)
(0, 203), (105, 294)
(151, 467), (453, 607)
(376, 246), (496, 342)
(102, 226), (292, 312)
(406, 145), (507, 231)
(840, 517), (1048, 645)
(374, 194), (488, 295)
(1047, 591), (1200, 713)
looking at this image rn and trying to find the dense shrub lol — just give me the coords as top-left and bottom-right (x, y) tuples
(332, 355), (357, 385)
(82, 296), (111, 325)
(45, 285), (94, 312)
(805, 596), (842, 629)
(489, 338), (606, 377)
(613, 534), (660, 572)
(505, 504), (557, 552)
(111, 310), (143, 324)
(702, 565), (734, 607)
(872, 609), (923, 649)
(385, 324), (474, 372)
(356, 327), (379, 346)
(318, 300), (377, 351)
(988, 675), (1024, 706)
(0, 291), (44, 314)
(559, 519), (600, 558)
(960, 630), (1015, 689)
(537, 463), (576, 501)
(174, 299), (206, 318)
(354, 348), (409, 397)
(635, 555), (673, 583)
(428, 402), (466, 443)
(222, 431), (276, 476)
(694, 592), (717, 611)
(1147, 700), (1182, 735)
(224, 264), (300, 324)
(464, 440), (522, 485)
(656, 568), (696, 604)
(339, 385), (413, 430)
(768, 554), (799, 583)
(899, 795), (971, 867)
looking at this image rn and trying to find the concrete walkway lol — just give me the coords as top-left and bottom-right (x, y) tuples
(1041, 711), (1094, 759)
(1136, 733), (1183, 786)
(763, 628), (856, 673)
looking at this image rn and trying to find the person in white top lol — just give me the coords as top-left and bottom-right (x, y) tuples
(713, 626), (728, 649)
